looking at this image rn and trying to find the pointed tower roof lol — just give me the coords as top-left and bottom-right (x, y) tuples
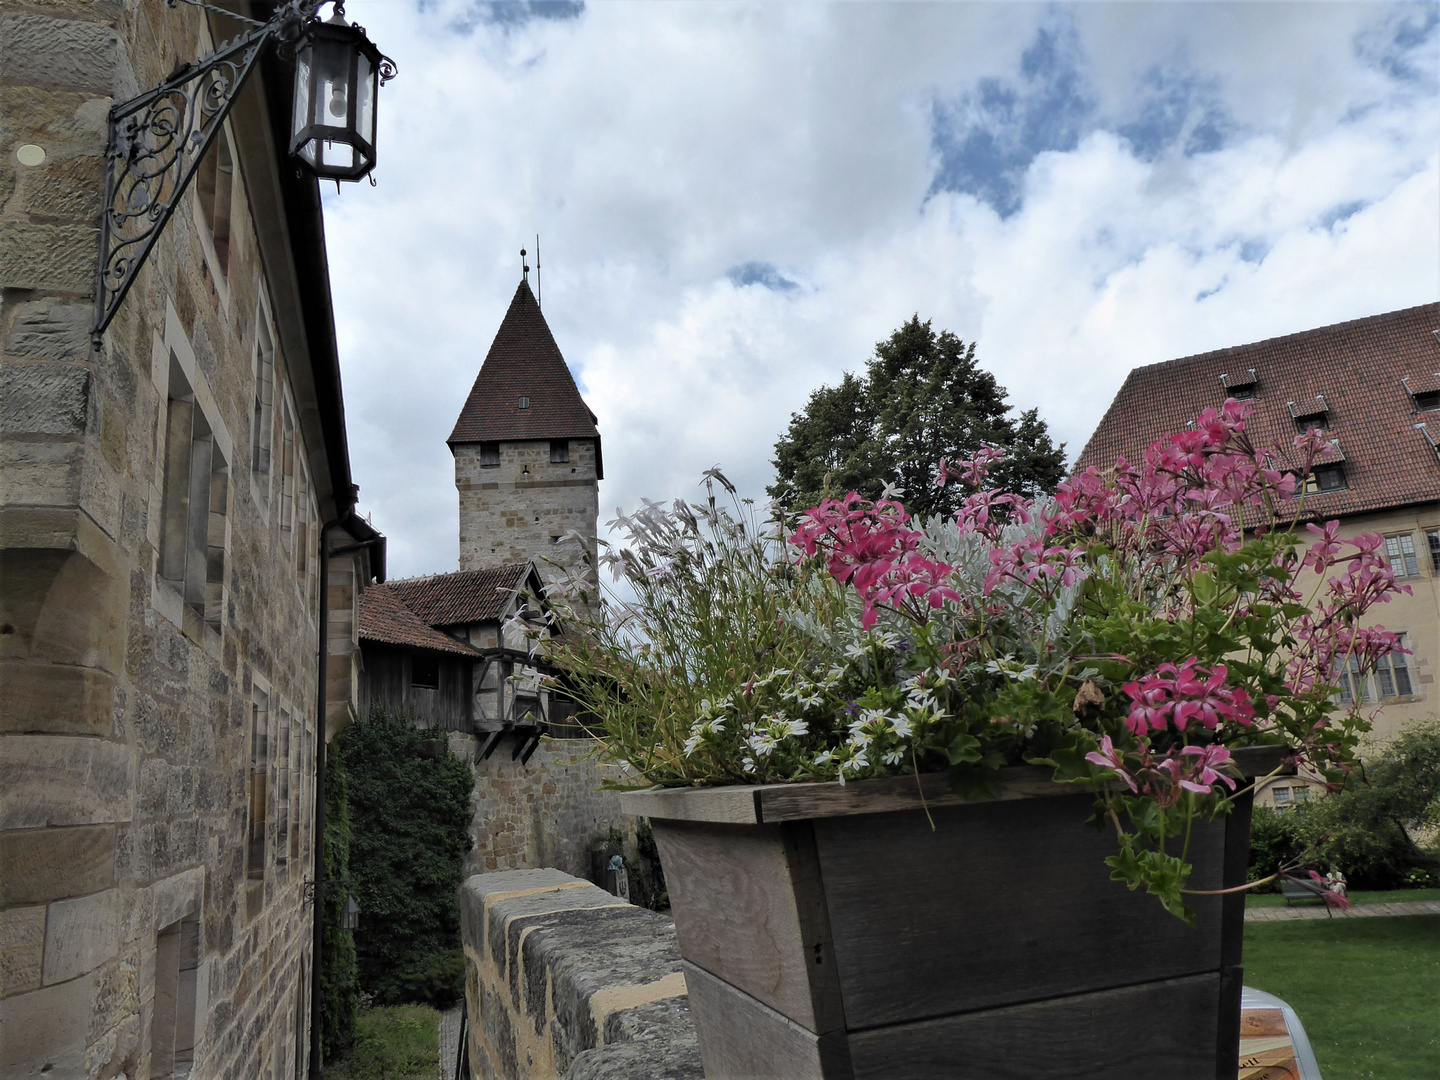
(449, 279), (601, 452)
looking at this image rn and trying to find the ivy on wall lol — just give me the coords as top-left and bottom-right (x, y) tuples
(321, 737), (358, 1059)
(340, 705), (475, 1005)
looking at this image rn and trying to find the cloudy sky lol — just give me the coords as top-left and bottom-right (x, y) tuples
(320, 0), (1440, 580)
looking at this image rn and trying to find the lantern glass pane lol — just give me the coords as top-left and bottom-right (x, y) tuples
(317, 141), (356, 172)
(292, 49), (312, 141)
(356, 52), (375, 148)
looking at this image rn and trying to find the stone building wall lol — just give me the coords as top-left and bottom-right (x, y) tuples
(0, 3), (357, 1077)
(455, 438), (599, 591)
(447, 733), (629, 882)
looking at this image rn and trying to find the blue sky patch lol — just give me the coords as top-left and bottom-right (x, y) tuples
(727, 262), (798, 292)
(1117, 68), (1232, 161)
(455, 0), (584, 32)
(1317, 200), (1368, 231)
(1356, 4), (1439, 84)
(929, 20), (1094, 218)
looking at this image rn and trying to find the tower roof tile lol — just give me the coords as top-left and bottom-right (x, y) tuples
(449, 278), (600, 448)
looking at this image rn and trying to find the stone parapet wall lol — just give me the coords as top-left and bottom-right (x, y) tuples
(458, 868), (701, 1080)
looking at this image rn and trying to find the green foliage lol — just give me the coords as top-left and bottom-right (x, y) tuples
(322, 739), (359, 1060)
(340, 706), (474, 1007)
(1243, 916), (1440, 1079)
(1246, 806), (1304, 891)
(768, 316), (1066, 517)
(1246, 723), (1440, 890)
(321, 1005), (441, 1080)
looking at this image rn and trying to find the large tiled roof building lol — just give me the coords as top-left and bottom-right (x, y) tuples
(1079, 303), (1440, 779)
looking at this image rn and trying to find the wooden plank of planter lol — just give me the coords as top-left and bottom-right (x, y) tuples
(649, 820), (845, 1033)
(683, 961), (854, 1080)
(813, 793), (1228, 1029)
(618, 785), (761, 824)
(846, 972), (1221, 1080)
(621, 745), (1292, 826)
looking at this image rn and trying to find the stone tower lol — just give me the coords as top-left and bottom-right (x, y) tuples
(449, 277), (601, 594)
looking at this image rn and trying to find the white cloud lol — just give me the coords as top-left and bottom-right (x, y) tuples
(322, 0), (1439, 577)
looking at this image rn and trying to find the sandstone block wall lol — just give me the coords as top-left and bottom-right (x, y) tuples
(448, 733), (630, 882)
(455, 438), (598, 591)
(458, 868), (701, 1080)
(1, 3), (351, 1076)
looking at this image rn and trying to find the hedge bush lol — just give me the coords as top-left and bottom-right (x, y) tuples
(321, 737), (358, 1059)
(340, 706), (474, 1006)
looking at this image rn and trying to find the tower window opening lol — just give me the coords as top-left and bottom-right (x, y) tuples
(479, 442), (500, 467)
(550, 439), (569, 463)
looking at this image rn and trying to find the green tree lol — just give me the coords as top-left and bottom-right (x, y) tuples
(769, 316), (1067, 519)
(1301, 720), (1440, 888)
(340, 706), (474, 1005)
(1246, 722), (1440, 890)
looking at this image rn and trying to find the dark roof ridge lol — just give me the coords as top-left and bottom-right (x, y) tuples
(1122, 302), (1440, 378)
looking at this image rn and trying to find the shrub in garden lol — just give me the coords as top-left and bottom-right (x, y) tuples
(549, 402), (1410, 922)
(340, 705), (474, 1006)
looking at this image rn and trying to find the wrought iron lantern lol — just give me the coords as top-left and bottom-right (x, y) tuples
(342, 893), (361, 931)
(92, 0), (397, 342)
(290, 9), (389, 181)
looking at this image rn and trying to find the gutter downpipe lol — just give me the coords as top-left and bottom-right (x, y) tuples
(309, 503), (385, 1079)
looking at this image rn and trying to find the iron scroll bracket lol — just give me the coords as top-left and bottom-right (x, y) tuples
(91, 0), (320, 346)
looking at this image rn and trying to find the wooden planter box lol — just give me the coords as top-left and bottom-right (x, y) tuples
(619, 746), (1288, 1080)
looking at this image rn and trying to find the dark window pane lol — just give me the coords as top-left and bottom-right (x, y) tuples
(411, 653), (439, 688)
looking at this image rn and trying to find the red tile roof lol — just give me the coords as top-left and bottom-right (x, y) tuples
(1077, 303), (1440, 519)
(358, 584), (481, 656)
(385, 564), (535, 628)
(448, 279), (601, 450)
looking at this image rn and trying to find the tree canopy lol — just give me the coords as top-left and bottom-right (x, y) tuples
(769, 316), (1067, 520)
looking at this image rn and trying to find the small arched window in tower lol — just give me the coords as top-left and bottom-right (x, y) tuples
(550, 439), (569, 463)
(518, 396), (530, 410)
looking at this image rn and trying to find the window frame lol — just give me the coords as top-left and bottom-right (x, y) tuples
(550, 439), (569, 464)
(1384, 534), (1421, 578)
(1375, 634), (1413, 699)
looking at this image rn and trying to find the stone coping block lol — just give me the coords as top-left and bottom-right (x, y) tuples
(459, 868), (702, 1080)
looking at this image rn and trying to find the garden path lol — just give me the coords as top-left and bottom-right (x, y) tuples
(439, 1003), (463, 1080)
(1245, 899), (1440, 922)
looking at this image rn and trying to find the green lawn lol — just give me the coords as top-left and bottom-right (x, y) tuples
(1242, 915), (1440, 1079)
(1246, 887), (1440, 909)
(322, 1006), (441, 1080)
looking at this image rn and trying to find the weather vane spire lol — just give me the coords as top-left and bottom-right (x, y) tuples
(521, 247), (529, 283)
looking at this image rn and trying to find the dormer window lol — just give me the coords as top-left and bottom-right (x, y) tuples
(1302, 463), (1347, 494)
(1288, 395), (1329, 434)
(518, 396), (530, 410)
(1219, 369), (1258, 400)
(1402, 377), (1440, 412)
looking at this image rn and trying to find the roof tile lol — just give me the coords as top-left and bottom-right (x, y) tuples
(358, 584), (481, 656)
(385, 564), (533, 627)
(1077, 303), (1440, 519)
(449, 279), (600, 446)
